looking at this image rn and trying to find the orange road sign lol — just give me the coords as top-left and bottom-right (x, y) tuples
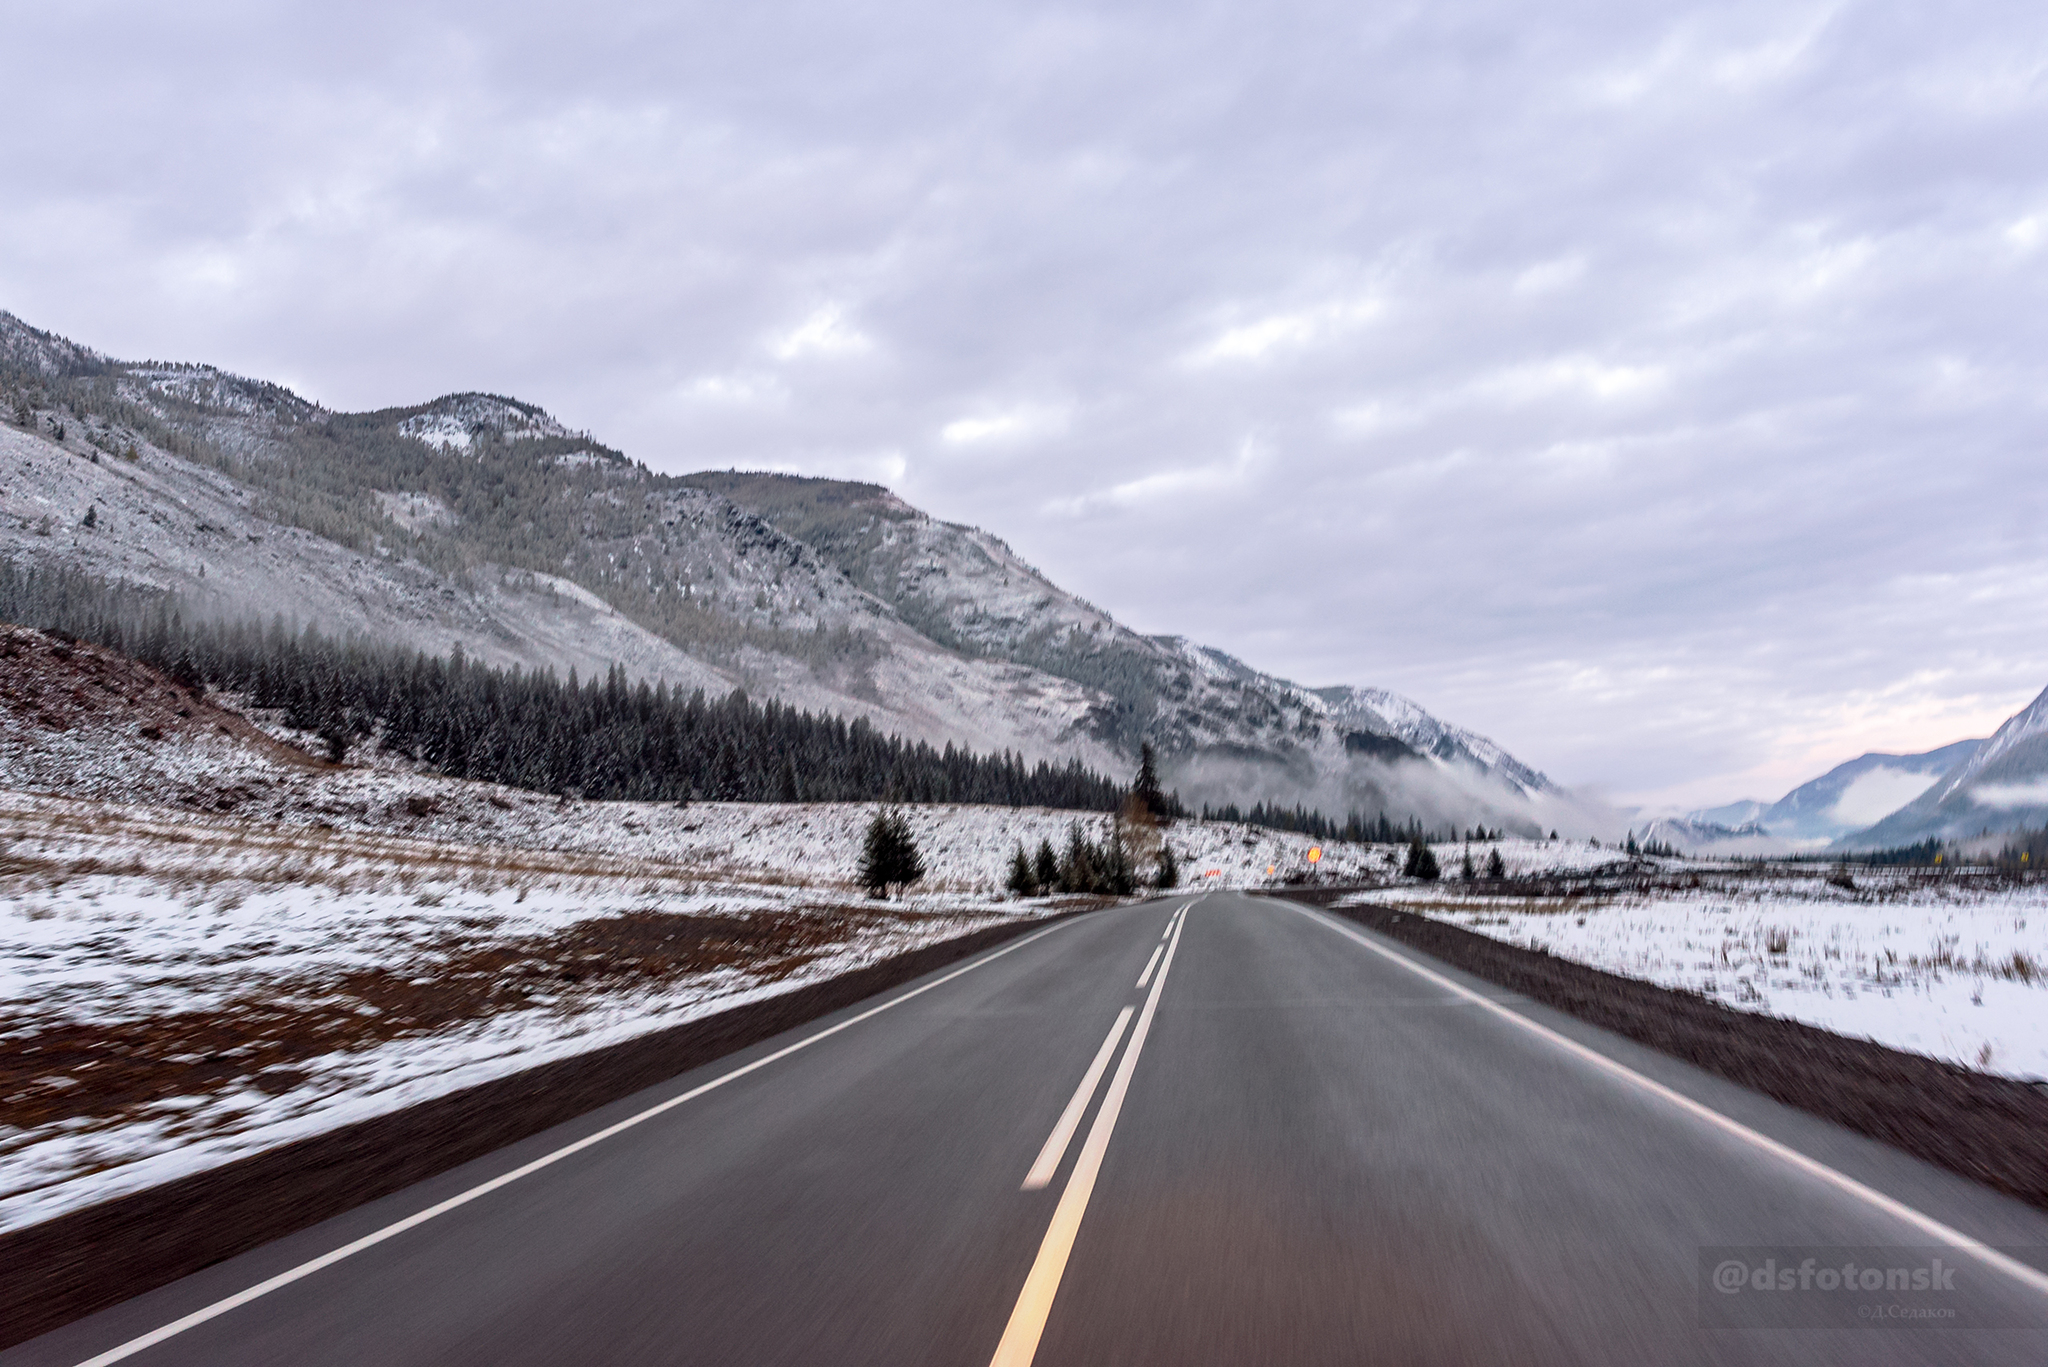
(1306, 846), (1323, 864)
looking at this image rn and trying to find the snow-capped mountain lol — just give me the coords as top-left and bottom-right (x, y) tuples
(1843, 688), (2048, 848)
(0, 308), (1570, 832)
(1687, 739), (1987, 846)
(1637, 815), (1769, 850)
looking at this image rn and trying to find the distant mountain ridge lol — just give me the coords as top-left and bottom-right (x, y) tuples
(1687, 739), (1987, 846)
(0, 308), (1572, 833)
(1840, 688), (2048, 849)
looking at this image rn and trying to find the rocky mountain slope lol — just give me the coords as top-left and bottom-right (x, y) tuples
(0, 309), (1572, 832)
(1843, 688), (2048, 849)
(1687, 739), (1987, 846)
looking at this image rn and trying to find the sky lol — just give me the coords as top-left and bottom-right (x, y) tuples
(5, 0), (2047, 809)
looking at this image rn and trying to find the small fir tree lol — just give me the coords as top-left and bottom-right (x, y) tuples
(1485, 848), (1506, 880)
(1403, 834), (1440, 881)
(1033, 837), (1060, 892)
(1104, 822), (1135, 895)
(1154, 842), (1180, 890)
(858, 809), (925, 899)
(1060, 820), (1098, 893)
(1006, 842), (1038, 896)
(1460, 848), (1477, 880)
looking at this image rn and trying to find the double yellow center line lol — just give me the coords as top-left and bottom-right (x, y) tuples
(989, 901), (1190, 1366)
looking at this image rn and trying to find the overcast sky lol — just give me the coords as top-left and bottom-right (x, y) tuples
(6, 0), (2047, 808)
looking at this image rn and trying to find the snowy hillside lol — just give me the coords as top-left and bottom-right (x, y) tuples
(1680, 740), (1988, 850)
(683, 471), (1570, 832)
(394, 393), (576, 450)
(1844, 686), (2048, 849)
(0, 307), (1572, 833)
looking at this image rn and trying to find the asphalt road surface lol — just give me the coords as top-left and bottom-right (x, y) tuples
(15, 892), (2048, 1365)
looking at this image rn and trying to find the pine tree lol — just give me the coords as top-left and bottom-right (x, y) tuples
(1460, 848), (1477, 880)
(1132, 742), (1166, 821)
(713, 741), (745, 801)
(1060, 821), (1097, 893)
(1485, 848), (1506, 880)
(1403, 834), (1440, 881)
(1007, 842), (1038, 897)
(1104, 823), (1135, 896)
(1034, 838), (1060, 892)
(858, 809), (925, 899)
(1154, 842), (1180, 890)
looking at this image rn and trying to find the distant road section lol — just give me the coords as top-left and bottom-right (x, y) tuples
(13, 893), (2048, 1366)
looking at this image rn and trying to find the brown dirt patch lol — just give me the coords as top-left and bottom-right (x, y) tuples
(0, 905), (932, 1134)
(0, 909), (1094, 1351)
(0, 622), (315, 767)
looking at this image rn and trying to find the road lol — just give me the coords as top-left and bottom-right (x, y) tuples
(13, 892), (2048, 1365)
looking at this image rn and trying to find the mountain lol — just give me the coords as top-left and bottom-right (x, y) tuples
(0, 308), (1572, 833)
(1687, 798), (1770, 829)
(1638, 815), (1770, 851)
(678, 472), (1564, 827)
(1687, 739), (1987, 846)
(1841, 689), (2048, 849)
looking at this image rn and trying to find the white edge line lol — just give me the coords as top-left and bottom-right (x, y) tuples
(988, 913), (1185, 1366)
(1286, 901), (2048, 1302)
(1134, 945), (1164, 989)
(1022, 1006), (1136, 1191)
(67, 918), (1080, 1367)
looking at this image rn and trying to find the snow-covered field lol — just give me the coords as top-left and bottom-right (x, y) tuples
(1345, 854), (2048, 1080)
(0, 792), (1058, 1232)
(0, 777), (1382, 1234)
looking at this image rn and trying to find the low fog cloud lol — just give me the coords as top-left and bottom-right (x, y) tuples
(6, 1), (2047, 808)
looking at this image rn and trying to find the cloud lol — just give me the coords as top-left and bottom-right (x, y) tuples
(1478, 356), (1668, 404)
(769, 306), (873, 361)
(1827, 767), (1943, 828)
(1971, 781), (2048, 810)
(1186, 297), (1383, 365)
(7, 0), (2048, 807)
(940, 403), (1068, 445)
(1043, 436), (1266, 516)
(674, 372), (787, 406)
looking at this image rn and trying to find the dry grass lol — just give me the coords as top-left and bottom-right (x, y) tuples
(0, 791), (736, 902)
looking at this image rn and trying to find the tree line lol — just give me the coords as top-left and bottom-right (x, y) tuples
(0, 560), (1456, 843)
(1199, 802), (1455, 844)
(0, 561), (1129, 809)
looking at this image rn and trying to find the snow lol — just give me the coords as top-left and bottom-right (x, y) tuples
(1942, 684), (2048, 799)
(0, 764), (1382, 1234)
(0, 792), (1043, 1232)
(0, 421), (1111, 771)
(1343, 861), (2048, 1081)
(373, 490), (456, 533)
(394, 395), (574, 451)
